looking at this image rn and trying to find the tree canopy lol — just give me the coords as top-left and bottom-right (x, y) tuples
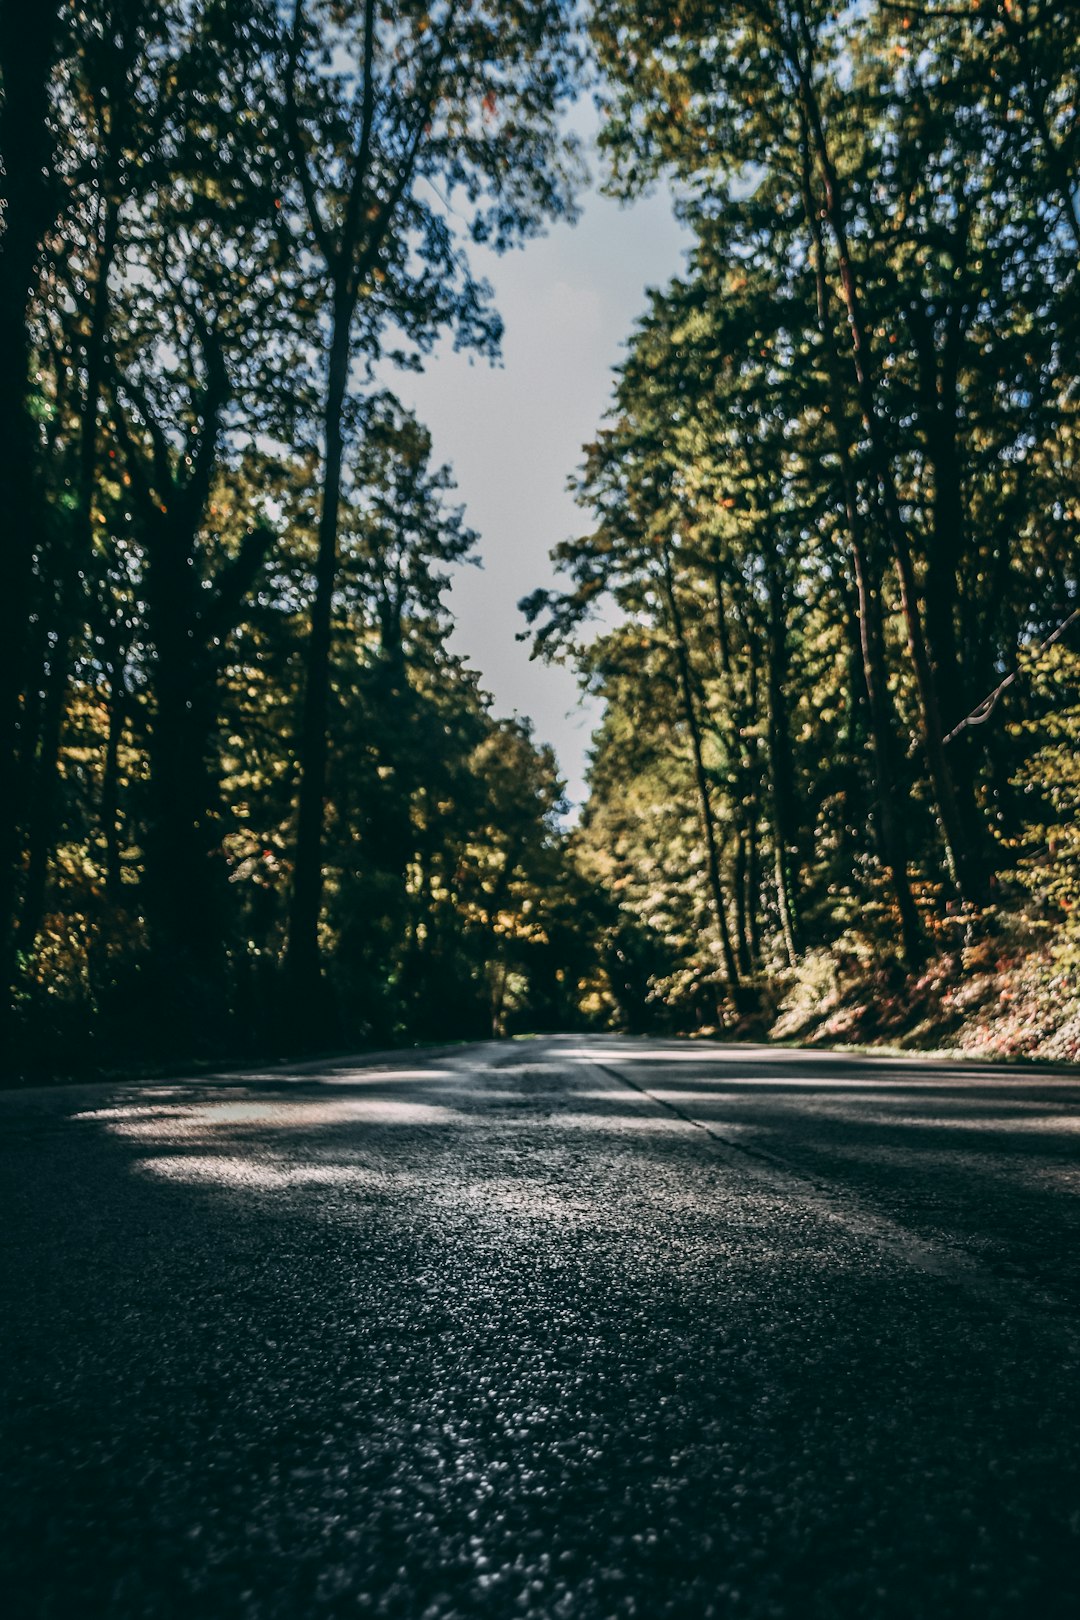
(3, 0), (1078, 1072)
(2, 1), (589, 1073)
(526, 0), (1079, 1029)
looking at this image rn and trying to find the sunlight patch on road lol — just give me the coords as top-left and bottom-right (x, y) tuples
(76, 1097), (458, 1137)
(553, 1109), (697, 1133)
(897, 1112), (1080, 1134)
(561, 1048), (1080, 1084)
(304, 1067), (457, 1086)
(599, 1072), (1080, 1094)
(560, 1048), (725, 1063)
(135, 1154), (366, 1191)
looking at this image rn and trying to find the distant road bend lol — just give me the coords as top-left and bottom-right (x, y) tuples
(3, 1035), (1080, 1617)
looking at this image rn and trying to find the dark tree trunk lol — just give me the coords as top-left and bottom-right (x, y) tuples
(915, 301), (969, 720)
(287, 286), (356, 1018)
(764, 570), (801, 966)
(911, 296), (994, 880)
(660, 546), (741, 992)
(19, 199), (120, 955)
(0, 5), (60, 1003)
(710, 557), (760, 970)
(101, 660), (126, 907)
(281, 0), (447, 1032)
(744, 806), (761, 965)
(143, 519), (228, 1037)
(796, 122), (925, 962)
(833, 557), (871, 873)
(733, 827), (752, 976)
(793, 19), (987, 908)
(17, 653), (69, 955)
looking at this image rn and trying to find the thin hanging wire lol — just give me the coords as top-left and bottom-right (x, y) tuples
(943, 604), (1080, 743)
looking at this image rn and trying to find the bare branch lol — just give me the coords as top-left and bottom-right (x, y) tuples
(112, 366), (174, 508)
(202, 523), (276, 648)
(348, 8), (457, 301)
(340, 0), (378, 258)
(944, 606), (1080, 742)
(283, 0), (337, 267)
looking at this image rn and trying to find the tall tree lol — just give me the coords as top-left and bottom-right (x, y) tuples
(17, 0), (163, 956)
(96, 1), (302, 1029)
(281, 0), (583, 1016)
(0, 4), (64, 1004)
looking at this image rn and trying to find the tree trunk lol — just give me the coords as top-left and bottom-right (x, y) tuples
(733, 826), (752, 975)
(101, 659), (126, 907)
(145, 673), (225, 1020)
(19, 199), (120, 954)
(914, 301), (968, 720)
(17, 654), (69, 954)
(745, 805), (761, 965)
(660, 546), (741, 991)
(287, 285), (356, 1015)
(793, 14), (987, 908)
(142, 514), (227, 1040)
(0, 5), (59, 1003)
(796, 123), (925, 962)
(710, 556), (760, 969)
(912, 299), (993, 878)
(489, 956), (508, 1038)
(764, 570), (801, 966)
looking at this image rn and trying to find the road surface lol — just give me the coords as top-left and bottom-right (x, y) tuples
(2, 1035), (1079, 1617)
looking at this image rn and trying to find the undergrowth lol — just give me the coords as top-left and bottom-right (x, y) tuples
(771, 919), (1080, 1063)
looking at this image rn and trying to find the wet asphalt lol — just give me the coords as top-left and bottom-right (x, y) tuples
(2, 1034), (1079, 1619)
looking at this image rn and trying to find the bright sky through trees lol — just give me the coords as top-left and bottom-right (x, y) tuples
(396, 119), (690, 808)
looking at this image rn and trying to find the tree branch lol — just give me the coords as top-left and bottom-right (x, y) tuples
(283, 0), (337, 267)
(944, 605), (1080, 741)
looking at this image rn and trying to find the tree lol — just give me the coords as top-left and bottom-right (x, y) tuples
(96, 3), (303, 1031)
(518, 0), (1078, 1024)
(280, 0), (584, 1016)
(0, 3), (66, 1007)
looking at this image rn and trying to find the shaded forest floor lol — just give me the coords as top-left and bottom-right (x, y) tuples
(770, 930), (1080, 1065)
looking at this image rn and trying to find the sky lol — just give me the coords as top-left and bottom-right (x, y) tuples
(392, 140), (690, 810)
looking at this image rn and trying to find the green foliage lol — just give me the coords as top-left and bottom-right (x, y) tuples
(1010, 648), (1080, 960)
(4, 1), (596, 1075)
(7, 1), (1080, 1065)
(521, 0), (1080, 1029)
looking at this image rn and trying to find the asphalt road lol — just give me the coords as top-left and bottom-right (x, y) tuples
(2, 1035), (1079, 1619)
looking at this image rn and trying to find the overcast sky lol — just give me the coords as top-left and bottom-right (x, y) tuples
(392, 137), (689, 810)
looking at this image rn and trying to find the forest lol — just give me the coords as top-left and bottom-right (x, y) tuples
(3, 0), (1079, 1079)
